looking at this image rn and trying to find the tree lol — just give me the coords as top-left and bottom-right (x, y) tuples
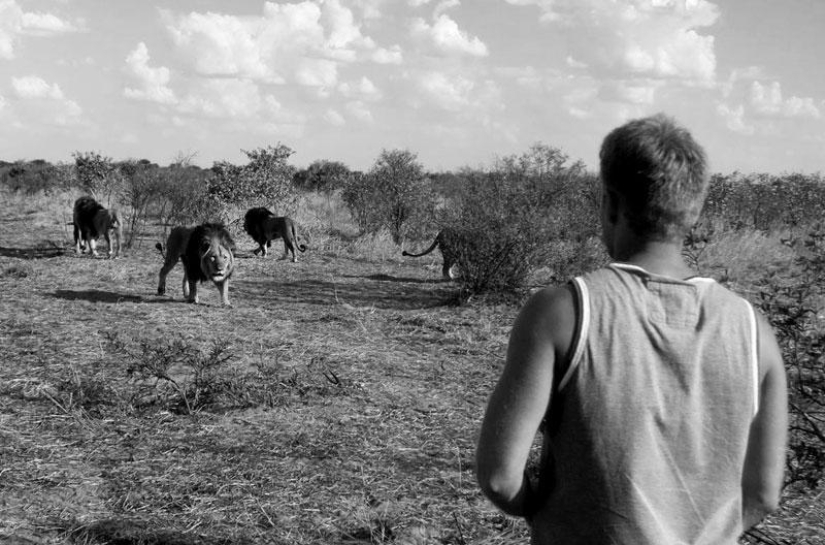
(73, 151), (118, 204)
(294, 160), (352, 227)
(342, 149), (435, 243)
(208, 144), (299, 217)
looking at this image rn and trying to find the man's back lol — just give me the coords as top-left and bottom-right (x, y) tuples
(532, 264), (758, 545)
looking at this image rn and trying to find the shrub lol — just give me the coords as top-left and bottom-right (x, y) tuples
(443, 144), (600, 296)
(208, 144), (300, 220)
(0, 160), (73, 195)
(756, 225), (825, 490)
(341, 149), (436, 244)
(72, 151), (121, 205)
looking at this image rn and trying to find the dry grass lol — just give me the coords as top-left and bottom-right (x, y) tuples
(1, 189), (822, 544)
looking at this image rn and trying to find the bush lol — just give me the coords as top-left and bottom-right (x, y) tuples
(756, 225), (825, 490)
(208, 144), (300, 220)
(0, 160), (73, 195)
(341, 149), (436, 244)
(443, 144), (600, 296)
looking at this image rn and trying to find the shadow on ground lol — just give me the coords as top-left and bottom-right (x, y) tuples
(0, 245), (66, 259)
(234, 274), (455, 310)
(49, 290), (168, 304)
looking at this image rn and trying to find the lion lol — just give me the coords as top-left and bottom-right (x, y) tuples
(72, 196), (122, 258)
(182, 223), (236, 306)
(156, 225), (195, 299)
(402, 228), (463, 280)
(243, 207), (307, 262)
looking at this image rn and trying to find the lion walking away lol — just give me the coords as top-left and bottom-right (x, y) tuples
(243, 207), (307, 262)
(402, 228), (461, 280)
(182, 223), (236, 306)
(156, 225), (195, 299)
(72, 196), (122, 258)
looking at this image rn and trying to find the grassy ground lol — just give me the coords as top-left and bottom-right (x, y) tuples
(1, 190), (822, 544)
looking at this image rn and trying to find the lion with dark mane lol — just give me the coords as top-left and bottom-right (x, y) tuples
(402, 228), (464, 280)
(243, 207), (307, 262)
(73, 196), (122, 258)
(157, 223), (236, 306)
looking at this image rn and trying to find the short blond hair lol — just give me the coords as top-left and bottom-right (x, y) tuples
(599, 113), (709, 240)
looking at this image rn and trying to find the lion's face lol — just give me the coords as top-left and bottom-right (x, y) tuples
(199, 236), (234, 282)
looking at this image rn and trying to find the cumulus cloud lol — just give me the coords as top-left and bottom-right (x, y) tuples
(417, 71), (475, 110)
(0, 1), (82, 59)
(598, 80), (660, 105)
(21, 11), (83, 34)
(324, 108), (346, 126)
(346, 100), (374, 123)
(508, 0), (719, 85)
(164, 1), (378, 85)
(338, 76), (382, 100)
(9, 75), (83, 126)
(372, 45), (403, 64)
(123, 42), (176, 104)
(12, 75), (64, 99)
(716, 103), (754, 135)
(177, 79), (265, 119)
(0, 1), (24, 59)
(411, 14), (488, 56)
(750, 81), (821, 119)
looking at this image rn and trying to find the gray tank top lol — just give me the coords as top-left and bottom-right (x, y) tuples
(531, 264), (759, 545)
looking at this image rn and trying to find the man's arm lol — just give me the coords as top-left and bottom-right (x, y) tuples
(741, 311), (788, 530)
(476, 285), (575, 517)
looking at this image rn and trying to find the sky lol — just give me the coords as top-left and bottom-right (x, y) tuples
(0, 0), (823, 174)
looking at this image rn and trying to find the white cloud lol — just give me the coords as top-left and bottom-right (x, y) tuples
(165, 10), (274, 79)
(508, 0), (719, 85)
(417, 71), (475, 110)
(296, 58), (339, 90)
(346, 100), (374, 123)
(123, 42), (176, 105)
(164, 2), (379, 84)
(716, 102), (754, 135)
(176, 79), (266, 119)
(372, 45), (403, 64)
(338, 76), (381, 100)
(0, 1), (82, 59)
(324, 108), (346, 126)
(0, 0), (24, 59)
(750, 81), (821, 119)
(8, 75), (83, 127)
(21, 11), (82, 34)
(12, 76), (64, 99)
(599, 80), (660, 105)
(411, 14), (488, 57)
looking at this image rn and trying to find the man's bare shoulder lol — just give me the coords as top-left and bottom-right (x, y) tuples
(513, 284), (577, 356)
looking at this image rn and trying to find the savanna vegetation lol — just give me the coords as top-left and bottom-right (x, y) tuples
(0, 147), (823, 544)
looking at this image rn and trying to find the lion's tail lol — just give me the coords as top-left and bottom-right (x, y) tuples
(155, 242), (165, 259)
(402, 234), (440, 258)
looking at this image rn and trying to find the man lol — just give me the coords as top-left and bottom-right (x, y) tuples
(476, 114), (787, 544)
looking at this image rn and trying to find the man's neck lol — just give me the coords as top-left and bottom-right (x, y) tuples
(609, 237), (694, 280)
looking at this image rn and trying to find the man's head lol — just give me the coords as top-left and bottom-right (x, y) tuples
(599, 113), (708, 243)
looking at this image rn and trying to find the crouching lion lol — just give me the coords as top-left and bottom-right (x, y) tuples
(243, 206), (307, 262)
(402, 228), (463, 280)
(156, 223), (235, 306)
(73, 196), (122, 258)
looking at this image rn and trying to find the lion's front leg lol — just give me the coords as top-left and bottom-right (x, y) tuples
(89, 238), (99, 257)
(182, 270), (190, 298)
(217, 279), (231, 307)
(187, 279), (199, 304)
(104, 233), (114, 258)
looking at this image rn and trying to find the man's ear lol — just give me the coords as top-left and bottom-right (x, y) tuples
(602, 188), (620, 224)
